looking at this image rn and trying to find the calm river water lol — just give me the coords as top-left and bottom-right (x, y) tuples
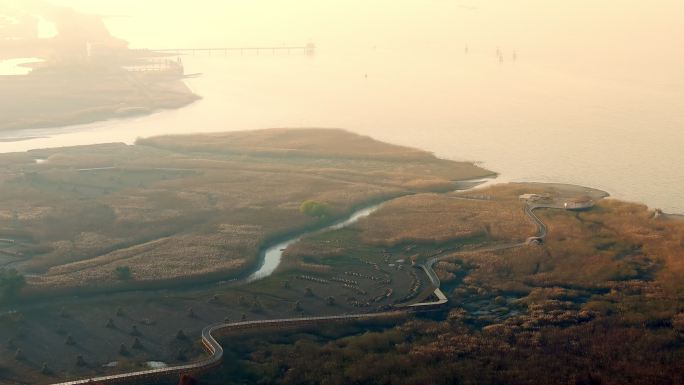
(1, 1), (683, 213)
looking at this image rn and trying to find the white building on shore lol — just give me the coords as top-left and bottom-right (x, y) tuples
(564, 196), (595, 210)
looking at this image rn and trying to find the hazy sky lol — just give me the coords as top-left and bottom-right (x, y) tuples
(18, 0), (673, 87)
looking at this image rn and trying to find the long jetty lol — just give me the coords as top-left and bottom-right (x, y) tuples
(152, 43), (316, 56)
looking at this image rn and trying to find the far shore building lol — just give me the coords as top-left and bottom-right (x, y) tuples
(564, 196), (595, 210)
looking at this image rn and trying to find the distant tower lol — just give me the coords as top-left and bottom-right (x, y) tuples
(465, 44), (469, 54)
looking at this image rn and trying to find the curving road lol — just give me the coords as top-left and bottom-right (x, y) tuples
(50, 202), (549, 385)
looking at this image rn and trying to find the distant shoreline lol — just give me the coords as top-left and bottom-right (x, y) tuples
(0, 135), (47, 143)
(0, 2), (201, 134)
(0, 70), (201, 133)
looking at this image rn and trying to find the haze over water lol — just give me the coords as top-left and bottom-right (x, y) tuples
(2, 0), (683, 213)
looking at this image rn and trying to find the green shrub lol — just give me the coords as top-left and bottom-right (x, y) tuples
(299, 200), (332, 219)
(115, 266), (132, 280)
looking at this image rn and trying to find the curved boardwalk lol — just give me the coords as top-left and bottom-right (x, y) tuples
(423, 204), (549, 287)
(50, 312), (407, 385)
(50, 203), (548, 385)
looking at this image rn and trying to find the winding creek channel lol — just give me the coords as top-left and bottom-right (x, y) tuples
(50, 178), (546, 385)
(0, 176), (567, 385)
(38, 180), (572, 385)
(244, 203), (384, 283)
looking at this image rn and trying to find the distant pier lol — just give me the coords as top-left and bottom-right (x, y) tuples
(152, 43), (316, 56)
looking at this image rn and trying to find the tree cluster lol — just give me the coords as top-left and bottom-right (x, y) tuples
(299, 200), (332, 219)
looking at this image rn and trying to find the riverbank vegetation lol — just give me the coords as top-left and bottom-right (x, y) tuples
(0, 129), (490, 294)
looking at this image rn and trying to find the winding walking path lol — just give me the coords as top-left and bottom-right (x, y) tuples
(50, 202), (550, 385)
(51, 312), (407, 385)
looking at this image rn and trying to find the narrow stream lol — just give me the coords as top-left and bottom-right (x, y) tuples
(244, 178), (491, 283)
(245, 203), (384, 282)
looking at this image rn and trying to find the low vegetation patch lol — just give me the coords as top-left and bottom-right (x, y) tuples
(217, 183), (684, 385)
(0, 129), (490, 292)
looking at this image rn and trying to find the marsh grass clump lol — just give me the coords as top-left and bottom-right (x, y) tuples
(75, 355), (86, 367)
(118, 343), (129, 356)
(187, 308), (196, 318)
(130, 325), (141, 336)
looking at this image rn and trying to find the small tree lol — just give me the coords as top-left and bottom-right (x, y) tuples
(179, 374), (200, 385)
(176, 329), (187, 340)
(299, 200), (332, 219)
(0, 268), (25, 304)
(114, 266), (132, 280)
(250, 300), (262, 313)
(132, 337), (143, 350)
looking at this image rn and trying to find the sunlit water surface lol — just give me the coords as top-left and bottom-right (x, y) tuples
(0, 57), (44, 75)
(1, 0), (683, 213)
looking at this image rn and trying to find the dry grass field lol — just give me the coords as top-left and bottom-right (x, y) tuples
(0, 129), (491, 293)
(211, 184), (684, 385)
(277, 185), (540, 307)
(2, 178), (683, 384)
(355, 193), (535, 247)
(432, 184), (684, 326)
